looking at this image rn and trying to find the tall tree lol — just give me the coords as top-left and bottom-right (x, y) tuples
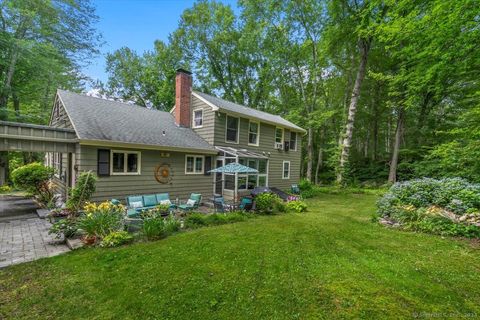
(0, 0), (101, 185)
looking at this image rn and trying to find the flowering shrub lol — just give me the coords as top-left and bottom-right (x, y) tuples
(377, 178), (480, 238)
(78, 201), (124, 240)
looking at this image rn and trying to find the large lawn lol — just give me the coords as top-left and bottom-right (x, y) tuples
(1, 194), (479, 319)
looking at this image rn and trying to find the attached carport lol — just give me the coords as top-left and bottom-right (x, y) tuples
(0, 120), (78, 189)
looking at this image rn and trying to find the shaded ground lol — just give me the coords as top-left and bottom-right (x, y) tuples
(0, 194), (479, 319)
(0, 195), (37, 222)
(0, 196), (69, 268)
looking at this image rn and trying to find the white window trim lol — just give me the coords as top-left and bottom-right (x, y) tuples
(225, 115), (240, 144)
(275, 127), (284, 148)
(192, 108), (203, 128)
(290, 131), (297, 151)
(282, 160), (290, 179)
(110, 150), (141, 175)
(248, 120), (260, 146)
(185, 154), (205, 174)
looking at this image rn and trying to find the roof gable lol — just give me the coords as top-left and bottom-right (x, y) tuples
(56, 90), (215, 153)
(192, 91), (306, 133)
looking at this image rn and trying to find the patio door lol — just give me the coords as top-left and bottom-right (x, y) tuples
(215, 159), (224, 195)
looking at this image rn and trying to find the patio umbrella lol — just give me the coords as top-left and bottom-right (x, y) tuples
(209, 163), (258, 205)
(208, 162), (258, 174)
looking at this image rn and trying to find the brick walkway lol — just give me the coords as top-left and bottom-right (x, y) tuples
(0, 196), (70, 268)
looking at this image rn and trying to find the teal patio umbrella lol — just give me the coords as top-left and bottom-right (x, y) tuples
(209, 163), (258, 204)
(209, 162), (258, 174)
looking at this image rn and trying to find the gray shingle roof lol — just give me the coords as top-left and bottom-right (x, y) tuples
(193, 91), (306, 133)
(57, 90), (215, 153)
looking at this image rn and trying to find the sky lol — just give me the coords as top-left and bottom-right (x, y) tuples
(83, 0), (238, 87)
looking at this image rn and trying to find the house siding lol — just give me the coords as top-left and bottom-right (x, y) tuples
(189, 95), (303, 191)
(190, 95), (215, 145)
(213, 112), (302, 190)
(76, 145), (214, 203)
(48, 98), (76, 198)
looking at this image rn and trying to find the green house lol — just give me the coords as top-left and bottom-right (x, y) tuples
(44, 69), (305, 202)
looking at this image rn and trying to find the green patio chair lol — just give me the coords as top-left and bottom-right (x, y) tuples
(156, 193), (177, 210)
(178, 193), (202, 211)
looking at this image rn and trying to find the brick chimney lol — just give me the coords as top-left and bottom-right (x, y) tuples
(175, 68), (192, 127)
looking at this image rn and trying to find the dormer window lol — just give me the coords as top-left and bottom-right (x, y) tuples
(193, 109), (203, 128)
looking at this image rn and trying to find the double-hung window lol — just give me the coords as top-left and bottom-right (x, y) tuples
(275, 127), (284, 148)
(282, 161), (290, 179)
(226, 115), (239, 143)
(193, 109), (203, 128)
(111, 151), (141, 175)
(290, 132), (297, 151)
(248, 121), (259, 146)
(185, 155), (204, 174)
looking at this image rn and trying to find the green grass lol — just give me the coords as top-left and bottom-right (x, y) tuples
(1, 194), (479, 319)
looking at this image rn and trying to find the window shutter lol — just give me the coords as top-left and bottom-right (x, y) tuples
(204, 156), (212, 176)
(97, 149), (110, 177)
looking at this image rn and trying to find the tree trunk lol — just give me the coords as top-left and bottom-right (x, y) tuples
(306, 127), (313, 181)
(388, 108), (405, 183)
(315, 128), (325, 184)
(0, 46), (20, 112)
(12, 91), (20, 120)
(315, 146), (323, 185)
(337, 39), (371, 184)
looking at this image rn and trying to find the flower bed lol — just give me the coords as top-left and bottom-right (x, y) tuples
(376, 178), (480, 238)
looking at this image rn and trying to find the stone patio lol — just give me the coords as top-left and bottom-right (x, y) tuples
(0, 195), (70, 268)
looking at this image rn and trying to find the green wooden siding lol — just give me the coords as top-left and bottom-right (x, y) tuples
(48, 98), (77, 197)
(77, 145), (214, 203)
(191, 96), (215, 145)
(213, 112), (302, 189)
(190, 94), (303, 190)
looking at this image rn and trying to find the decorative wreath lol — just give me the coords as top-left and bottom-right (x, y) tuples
(154, 163), (173, 184)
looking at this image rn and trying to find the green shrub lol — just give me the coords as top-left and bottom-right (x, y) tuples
(66, 171), (97, 212)
(255, 193), (283, 214)
(0, 185), (12, 193)
(286, 200), (308, 213)
(184, 213), (208, 229)
(48, 217), (78, 239)
(142, 214), (180, 240)
(100, 231), (134, 247)
(11, 163), (54, 195)
(377, 178), (480, 238)
(78, 201), (124, 239)
(299, 179), (313, 192)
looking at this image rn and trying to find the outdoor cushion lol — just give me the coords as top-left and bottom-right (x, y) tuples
(156, 193), (170, 202)
(127, 196), (143, 206)
(190, 193), (201, 202)
(130, 201), (143, 208)
(143, 195), (157, 207)
(186, 199), (196, 206)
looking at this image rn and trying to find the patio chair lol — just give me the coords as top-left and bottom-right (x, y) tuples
(213, 196), (233, 213)
(291, 184), (300, 194)
(178, 193), (202, 212)
(239, 197), (253, 211)
(155, 193), (177, 210)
